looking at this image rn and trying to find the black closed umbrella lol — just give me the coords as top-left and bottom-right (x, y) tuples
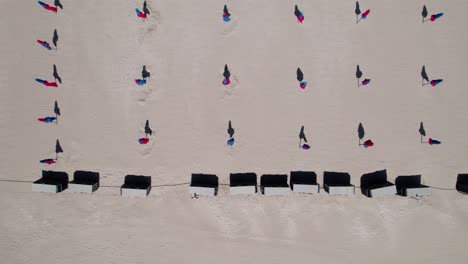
(142, 65), (150, 79)
(299, 126), (307, 147)
(227, 120), (234, 139)
(355, 2), (361, 23)
(419, 122), (426, 143)
(297, 68), (304, 82)
(54, 100), (60, 124)
(294, 5), (301, 17)
(53, 64), (62, 84)
(223, 64), (230, 79)
(422, 5), (428, 23)
(54, 0), (63, 9)
(145, 120), (152, 138)
(356, 65), (362, 87)
(224, 5), (230, 17)
(52, 29), (58, 50)
(55, 139), (63, 160)
(358, 123), (365, 145)
(143, 1), (150, 15)
(421, 65), (429, 86)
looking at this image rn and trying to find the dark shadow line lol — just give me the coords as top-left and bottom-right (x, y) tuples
(0, 179), (34, 183)
(151, 182), (191, 187)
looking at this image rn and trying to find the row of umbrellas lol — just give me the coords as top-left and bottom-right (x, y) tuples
(37, 1), (65, 165)
(218, 64), (443, 90)
(225, 121), (442, 150)
(220, 3), (443, 24)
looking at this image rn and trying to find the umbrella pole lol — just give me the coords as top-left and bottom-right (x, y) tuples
(299, 138), (301, 148)
(55, 114), (58, 125)
(357, 78), (360, 87)
(56, 152), (58, 160)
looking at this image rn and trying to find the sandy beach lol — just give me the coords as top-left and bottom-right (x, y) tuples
(1, 1), (467, 263)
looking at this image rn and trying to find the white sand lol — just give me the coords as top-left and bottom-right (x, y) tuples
(1, 0), (468, 263)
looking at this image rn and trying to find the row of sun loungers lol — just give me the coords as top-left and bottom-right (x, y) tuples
(32, 170), (468, 198)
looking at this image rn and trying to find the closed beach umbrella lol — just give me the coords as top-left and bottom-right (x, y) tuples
(227, 120), (234, 139)
(421, 65), (429, 85)
(143, 1), (150, 15)
(142, 65), (150, 79)
(422, 5), (428, 23)
(52, 29), (58, 49)
(53, 64), (62, 84)
(54, 100), (60, 117)
(358, 123), (365, 145)
(299, 125), (308, 148)
(223, 5), (231, 22)
(55, 139), (63, 160)
(54, 0), (63, 9)
(223, 65), (231, 85)
(419, 122), (426, 143)
(144, 120), (152, 138)
(356, 65), (362, 86)
(355, 2), (361, 23)
(294, 5), (304, 23)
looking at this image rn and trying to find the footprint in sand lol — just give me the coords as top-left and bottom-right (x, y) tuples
(137, 11), (161, 43)
(222, 18), (239, 38)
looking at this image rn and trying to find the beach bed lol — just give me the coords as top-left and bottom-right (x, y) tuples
(290, 171), (319, 194)
(230, 173), (257, 195)
(323, 171), (355, 196)
(395, 175), (431, 198)
(360, 169), (396, 198)
(32, 170), (69, 193)
(121, 175), (151, 198)
(190, 174), (218, 197)
(260, 174), (289, 196)
(68, 170), (99, 193)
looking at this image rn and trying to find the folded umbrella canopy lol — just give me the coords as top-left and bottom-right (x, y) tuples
(135, 79), (146, 86)
(38, 1), (57, 13)
(37, 40), (52, 50)
(223, 5), (231, 22)
(294, 5), (304, 23)
(40, 159), (56, 165)
(143, 1), (150, 15)
(223, 64), (231, 85)
(363, 139), (374, 148)
(38, 117), (57, 123)
(136, 8), (147, 20)
(36, 79), (58, 87)
(361, 9), (370, 20)
(430, 79), (443, 86)
(361, 79), (371, 86)
(139, 138), (150, 144)
(431, 13), (444, 22)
